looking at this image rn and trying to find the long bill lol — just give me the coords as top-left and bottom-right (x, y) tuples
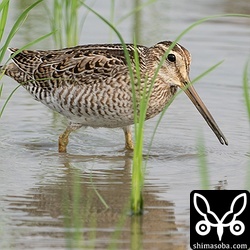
(182, 82), (228, 145)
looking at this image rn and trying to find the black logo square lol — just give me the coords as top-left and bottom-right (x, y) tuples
(190, 190), (250, 250)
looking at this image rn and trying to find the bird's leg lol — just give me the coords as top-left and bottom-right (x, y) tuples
(58, 128), (72, 153)
(58, 123), (82, 153)
(123, 126), (134, 150)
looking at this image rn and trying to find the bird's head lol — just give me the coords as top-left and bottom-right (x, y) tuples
(150, 41), (228, 145)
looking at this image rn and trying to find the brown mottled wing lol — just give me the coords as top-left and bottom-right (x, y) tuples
(8, 44), (148, 88)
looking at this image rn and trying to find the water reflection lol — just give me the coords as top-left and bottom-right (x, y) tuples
(1, 0), (249, 249)
(4, 154), (186, 249)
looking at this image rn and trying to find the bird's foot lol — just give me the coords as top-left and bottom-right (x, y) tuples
(124, 133), (134, 150)
(123, 126), (134, 151)
(58, 129), (71, 153)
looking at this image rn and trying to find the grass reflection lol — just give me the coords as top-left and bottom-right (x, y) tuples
(0, 1), (250, 248)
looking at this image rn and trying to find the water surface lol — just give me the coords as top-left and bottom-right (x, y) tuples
(0, 0), (249, 249)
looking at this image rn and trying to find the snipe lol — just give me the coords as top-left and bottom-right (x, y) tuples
(2, 41), (228, 152)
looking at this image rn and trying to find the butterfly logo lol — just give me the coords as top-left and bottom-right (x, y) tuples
(193, 193), (247, 241)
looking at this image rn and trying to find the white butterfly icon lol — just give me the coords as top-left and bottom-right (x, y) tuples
(193, 193), (247, 241)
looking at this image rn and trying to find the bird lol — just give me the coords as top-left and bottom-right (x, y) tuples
(1, 41), (228, 152)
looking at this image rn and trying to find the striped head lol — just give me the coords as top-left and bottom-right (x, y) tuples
(148, 41), (191, 89)
(148, 41), (228, 146)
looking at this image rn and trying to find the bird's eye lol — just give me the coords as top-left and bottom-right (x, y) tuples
(167, 54), (176, 63)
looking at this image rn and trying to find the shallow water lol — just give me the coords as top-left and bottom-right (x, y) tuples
(0, 0), (249, 249)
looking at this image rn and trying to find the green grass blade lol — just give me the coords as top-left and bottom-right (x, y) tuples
(79, 1), (131, 65)
(65, 0), (79, 47)
(0, 0), (9, 42)
(0, 30), (54, 119)
(5, 31), (55, 64)
(0, 83), (3, 98)
(110, 0), (115, 24)
(175, 14), (250, 43)
(197, 136), (210, 190)
(146, 60), (224, 156)
(55, 0), (63, 48)
(60, 7), (250, 215)
(243, 60), (250, 190)
(108, 201), (130, 250)
(108, 0), (115, 41)
(191, 60), (224, 85)
(243, 60), (250, 121)
(90, 171), (109, 209)
(80, 1), (138, 123)
(0, 85), (20, 119)
(130, 39), (148, 215)
(0, 0), (43, 62)
(47, 0), (63, 48)
(47, 0), (80, 48)
(148, 14), (250, 106)
(0, 0), (9, 10)
(80, 2), (145, 215)
(116, 0), (156, 25)
(145, 14), (250, 156)
(130, 216), (143, 250)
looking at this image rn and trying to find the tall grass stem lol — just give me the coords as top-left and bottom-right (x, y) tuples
(0, 0), (43, 62)
(243, 60), (250, 121)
